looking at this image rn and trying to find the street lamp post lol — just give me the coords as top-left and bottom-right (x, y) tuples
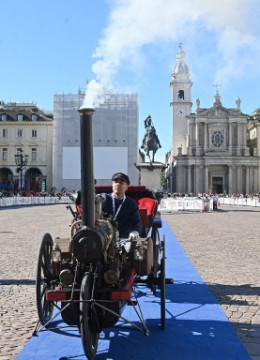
(15, 150), (29, 190)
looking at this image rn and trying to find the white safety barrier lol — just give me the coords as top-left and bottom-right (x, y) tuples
(1, 195), (259, 210)
(0, 196), (72, 208)
(158, 196), (260, 213)
(158, 198), (213, 213)
(219, 197), (260, 207)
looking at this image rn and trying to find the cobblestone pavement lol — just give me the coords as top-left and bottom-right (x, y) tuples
(0, 205), (72, 360)
(0, 204), (259, 359)
(163, 205), (260, 360)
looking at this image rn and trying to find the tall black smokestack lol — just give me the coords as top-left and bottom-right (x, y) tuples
(78, 107), (95, 227)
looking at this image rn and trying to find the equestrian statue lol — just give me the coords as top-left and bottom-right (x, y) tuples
(140, 115), (161, 163)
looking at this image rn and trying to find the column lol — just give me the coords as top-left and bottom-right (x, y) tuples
(195, 123), (199, 155)
(228, 165), (233, 194)
(237, 166), (242, 194)
(253, 166), (258, 193)
(187, 165), (192, 194)
(204, 165), (208, 194)
(228, 122), (232, 152)
(246, 166), (250, 195)
(243, 124), (247, 146)
(203, 123), (208, 152)
(237, 122), (243, 156)
(240, 124), (244, 146)
(183, 166), (188, 193)
(176, 165), (182, 193)
(195, 165), (200, 194)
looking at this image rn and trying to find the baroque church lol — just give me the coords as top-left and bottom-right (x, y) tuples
(165, 47), (260, 195)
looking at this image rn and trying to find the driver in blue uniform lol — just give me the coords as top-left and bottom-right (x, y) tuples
(102, 172), (142, 239)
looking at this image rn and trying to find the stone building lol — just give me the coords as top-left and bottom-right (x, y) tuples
(248, 109), (260, 155)
(0, 102), (53, 193)
(165, 47), (259, 195)
(52, 91), (139, 191)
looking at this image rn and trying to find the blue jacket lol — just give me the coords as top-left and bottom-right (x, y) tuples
(102, 194), (142, 238)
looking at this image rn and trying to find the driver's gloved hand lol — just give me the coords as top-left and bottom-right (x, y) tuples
(129, 231), (139, 240)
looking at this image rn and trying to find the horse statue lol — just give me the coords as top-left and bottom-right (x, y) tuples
(141, 115), (161, 163)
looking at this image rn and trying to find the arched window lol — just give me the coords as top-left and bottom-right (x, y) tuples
(178, 89), (184, 100)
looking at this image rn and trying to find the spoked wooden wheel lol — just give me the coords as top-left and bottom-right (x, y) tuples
(80, 274), (99, 360)
(36, 233), (54, 325)
(159, 235), (166, 329)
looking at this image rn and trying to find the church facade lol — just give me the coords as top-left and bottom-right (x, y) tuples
(165, 47), (260, 195)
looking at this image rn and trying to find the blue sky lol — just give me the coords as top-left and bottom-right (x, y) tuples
(1, 0), (260, 162)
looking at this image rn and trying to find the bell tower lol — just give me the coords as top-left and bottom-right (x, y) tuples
(170, 45), (192, 155)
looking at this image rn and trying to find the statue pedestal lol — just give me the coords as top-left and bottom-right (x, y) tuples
(136, 162), (166, 190)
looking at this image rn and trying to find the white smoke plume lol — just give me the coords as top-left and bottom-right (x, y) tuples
(81, 80), (106, 109)
(82, 0), (260, 108)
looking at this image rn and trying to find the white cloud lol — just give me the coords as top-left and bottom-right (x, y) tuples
(85, 0), (260, 106)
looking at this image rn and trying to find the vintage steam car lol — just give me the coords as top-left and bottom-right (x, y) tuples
(35, 108), (173, 360)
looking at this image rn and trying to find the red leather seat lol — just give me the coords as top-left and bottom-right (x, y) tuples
(138, 197), (157, 216)
(137, 198), (158, 236)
